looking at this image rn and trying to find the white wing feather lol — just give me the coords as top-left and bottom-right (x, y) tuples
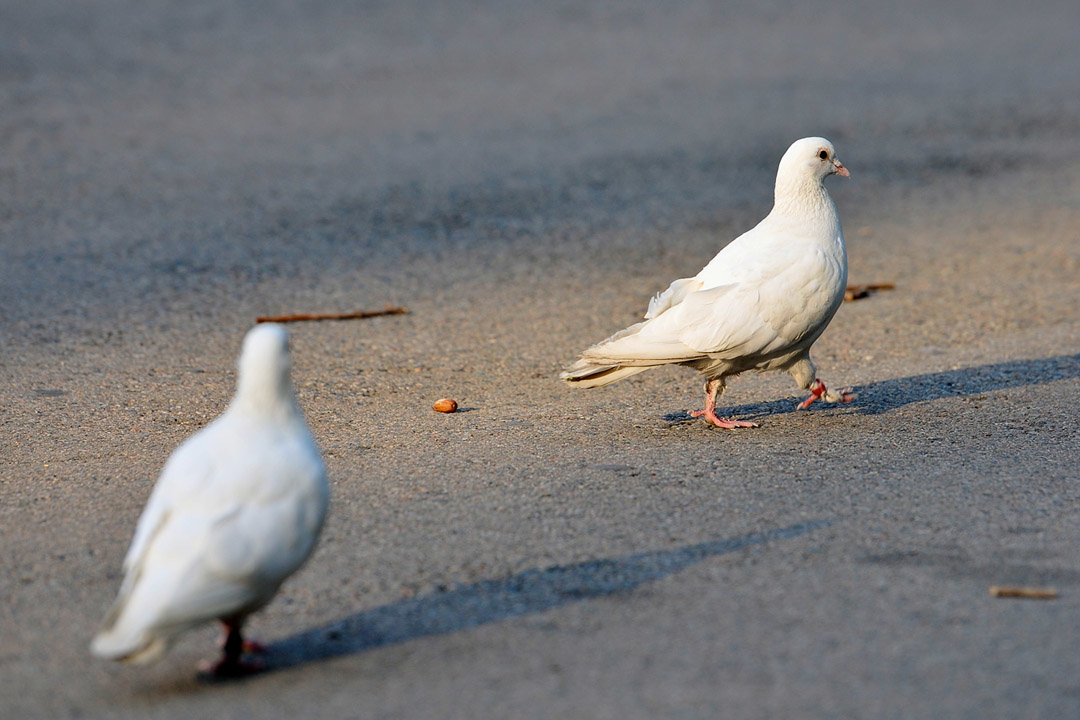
(582, 222), (842, 365)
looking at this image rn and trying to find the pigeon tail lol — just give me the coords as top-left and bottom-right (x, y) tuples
(90, 623), (170, 664)
(560, 361), (649, 388)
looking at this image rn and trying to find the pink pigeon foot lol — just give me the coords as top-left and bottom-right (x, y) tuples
(692, 377), (759, 428)
(798, 379), (856, 410)
(690, 408), (759, 429)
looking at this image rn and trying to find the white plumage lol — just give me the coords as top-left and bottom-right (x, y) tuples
(562, 137), (855, 428)
(91, 323), (329, 675)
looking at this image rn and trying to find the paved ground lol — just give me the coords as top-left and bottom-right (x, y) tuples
(2, 1), (1079, 718)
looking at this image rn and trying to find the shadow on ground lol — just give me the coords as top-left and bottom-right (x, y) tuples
(664, 353), (1080, 423)
(263, 520), (829, 672)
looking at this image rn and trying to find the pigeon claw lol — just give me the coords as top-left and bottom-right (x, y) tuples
(690, 408), (759, 429)
(799, 380), (856, 409)
(826, 387), (857, 404)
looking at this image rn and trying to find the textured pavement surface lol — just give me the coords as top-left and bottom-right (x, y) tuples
(2, 2), (1079, 718)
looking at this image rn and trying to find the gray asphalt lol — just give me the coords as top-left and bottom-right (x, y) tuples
(2, 1), (1079, 718)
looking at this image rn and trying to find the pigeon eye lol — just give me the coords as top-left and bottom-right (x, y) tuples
(818, 149), (829, 160)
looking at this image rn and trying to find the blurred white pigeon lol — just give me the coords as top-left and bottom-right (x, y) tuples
(561, 137), (855, 428)
(91, 323), (329, 677)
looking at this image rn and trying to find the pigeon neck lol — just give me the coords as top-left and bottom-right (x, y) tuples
(233, 369), (298, 419)
(771, 176), (835, 222)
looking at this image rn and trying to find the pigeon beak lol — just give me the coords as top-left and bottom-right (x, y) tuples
(833, 160), (850, 178)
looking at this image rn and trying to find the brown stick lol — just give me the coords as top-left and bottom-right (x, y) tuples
(256, 306), (409, 324)
(989, 585), (1059, 600)
(844, 283), (896, 301)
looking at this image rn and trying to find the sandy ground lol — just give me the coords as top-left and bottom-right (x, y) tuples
(2, 1), (1080, 718)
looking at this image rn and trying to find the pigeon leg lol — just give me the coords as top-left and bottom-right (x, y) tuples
(690, 378), (758, 429)
(798, 379), (856, 409)
(212, 624), (267, 655)
(200, 620), (266, 678)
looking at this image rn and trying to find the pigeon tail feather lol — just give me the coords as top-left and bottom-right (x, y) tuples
(560, 361), (649, 387)
(90, 623), (170, 664)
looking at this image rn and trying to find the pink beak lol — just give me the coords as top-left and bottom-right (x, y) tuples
(833, 160), (850, 178)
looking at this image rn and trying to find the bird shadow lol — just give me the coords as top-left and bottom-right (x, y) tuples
(258, 519), (830, 674)
(663, 353), (1080, 422)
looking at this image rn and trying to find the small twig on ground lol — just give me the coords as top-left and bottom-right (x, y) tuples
(844, 283), (895, 301)
(256, 306), (409, 324)
(989, 585), (1059, 600)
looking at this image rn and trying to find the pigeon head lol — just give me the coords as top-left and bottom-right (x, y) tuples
(235, 323), (295, 409)
(773, 137), (849, 209)
(778, 137), (849, 182)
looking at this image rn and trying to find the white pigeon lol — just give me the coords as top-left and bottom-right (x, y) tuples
(90, 323), (329, 676)
(561, 137), (855, 428)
